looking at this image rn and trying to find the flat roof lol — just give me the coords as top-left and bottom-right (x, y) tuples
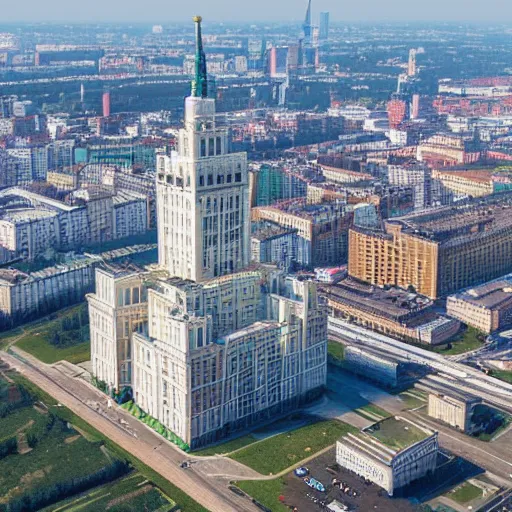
(322, 277), (433, 323)
(450, 274), (512, 309)
(362, 416), (431, 452)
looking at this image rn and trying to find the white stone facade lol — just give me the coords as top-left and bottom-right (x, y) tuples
(336, 417), (438, 496)
(87, 268), (147, 391)
(156, 96), (250, 282)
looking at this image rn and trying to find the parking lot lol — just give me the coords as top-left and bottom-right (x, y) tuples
(279, 448), (420, 512)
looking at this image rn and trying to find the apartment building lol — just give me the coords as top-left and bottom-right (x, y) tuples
(0, 187), (148, 260)
(348, 193), (512, 298)
(252, 199), (350, 268)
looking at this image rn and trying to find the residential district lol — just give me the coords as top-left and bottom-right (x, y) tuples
(1, 4), (512, 512)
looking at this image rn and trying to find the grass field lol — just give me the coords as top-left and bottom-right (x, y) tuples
(328, 341), (345, 362)
(448, 481), (483, 504)
(229, 419), (357, 475)
(16, 335), (90, 364)
(5, 303), (91, 365)
(9, 373), (208, 512)
(41, 472), (177, 512)
(192, 434), (257, 456)
(0, 405), (47, 443)
(356, 403), (391, 421)
(0, 414), (112, 504)
(236, 478), (289, 512)
(433, 327), (485, 356)
(490, 369), (512, 384)
(398, 390), (427, 410)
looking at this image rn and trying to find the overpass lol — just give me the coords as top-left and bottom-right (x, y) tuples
(328, 317), (512, 414)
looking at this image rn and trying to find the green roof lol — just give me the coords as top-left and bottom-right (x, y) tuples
(363, 417), (430, 452)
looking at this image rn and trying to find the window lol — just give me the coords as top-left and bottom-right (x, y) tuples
(217, 174), (224, 185)
(124, 288), (131, 306)
(200, 139), (206, 157)
(207, 174), (213, 186)
(209, 138), (215, 156)
(133, 287), (140, 304)
(199, 175), (204, 186)
(227, 174), (232, 183)
(216, 136), (222, 155)
(235, 172), (242, 182)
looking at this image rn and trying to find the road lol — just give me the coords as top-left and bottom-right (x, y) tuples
(327, 365), (512, 482)
(328, 317), (512, 413)
(0, 349), (260, 512)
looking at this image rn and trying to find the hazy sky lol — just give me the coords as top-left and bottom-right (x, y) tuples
(3, 0), (512, 23)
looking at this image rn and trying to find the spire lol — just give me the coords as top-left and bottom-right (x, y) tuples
(303, 0), (312, 41)
(191, 16), (208, 98)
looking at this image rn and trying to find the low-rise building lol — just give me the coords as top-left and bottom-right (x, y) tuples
(447, 274), (512, 333)
(0, 255), (100, 328)
(336, 416), (438, 496)
(0, 187), (148, 261)
(323, 278), (460, 345)
(419, 382), (481, 433)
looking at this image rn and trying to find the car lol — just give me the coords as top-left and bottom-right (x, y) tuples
(294, 467), (309, 477)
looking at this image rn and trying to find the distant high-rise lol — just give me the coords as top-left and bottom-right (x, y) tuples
(319, 12), (330, 40)
(303, 0), (313, 45)
(102, 92), (110, 118)
(408, 48), (417, 77)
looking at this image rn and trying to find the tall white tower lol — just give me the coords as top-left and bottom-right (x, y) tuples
(156, 16), (250, 282)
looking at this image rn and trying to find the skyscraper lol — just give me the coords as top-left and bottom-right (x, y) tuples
(319, 12), (330, 40)
(157, 17), (250, 281)
(303, 0), (313, 45)
(88, 16), (328, 450)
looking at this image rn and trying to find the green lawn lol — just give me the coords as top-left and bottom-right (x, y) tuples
(41, 472), (177, 512)
(16, 335), (90, 364)
(235, 478), (289, 512)
(433, 326), (485, 356)
(328, 341), (345, 362)
(0, 406), (46, 443)
(490, 370), (512, 384)
(398, 391), (427, 410)
(229, 419), (357, 475)
(9, 373), (208, 512)
(192, 434), (257, 456)
(0, 418), (112, 502)
(449, 482), (483, 504)
(7, 303), (91, 365)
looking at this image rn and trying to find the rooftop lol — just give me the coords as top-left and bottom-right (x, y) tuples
(362, 416), (431, 453)
(383, 191), (512, 245)
(322, 277), (433, 324)
(254, 198), (346, 223)
(252, 225), (297, 241)
(449, 274), (512, 309)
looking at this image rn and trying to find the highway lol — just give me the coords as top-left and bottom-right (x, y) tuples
(328, 317), (512, 414)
